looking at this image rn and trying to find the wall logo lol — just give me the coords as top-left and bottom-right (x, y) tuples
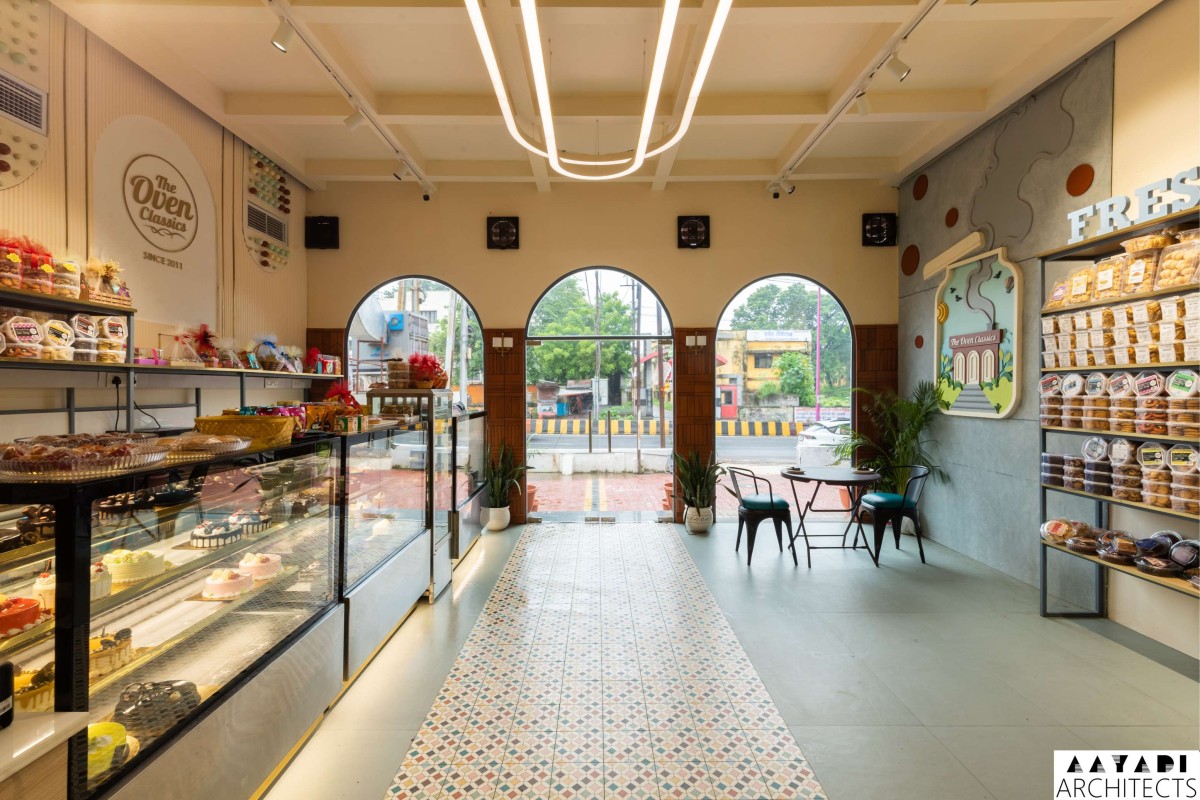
(123, 154), (198, 252)
(1054, 751), (1198, 799)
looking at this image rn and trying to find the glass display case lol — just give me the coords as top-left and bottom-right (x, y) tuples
(451, 411), (487, 562)
(0, 436), (339, 798)
(340, 423), (428, 591)
(0, 502), (58, 718)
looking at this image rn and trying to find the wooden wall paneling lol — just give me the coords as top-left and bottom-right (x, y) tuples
(852, 324), (899, 450)
(305, 328), (346, 400)
(672, 328), (716, 522)
(483, 329), (527, 523)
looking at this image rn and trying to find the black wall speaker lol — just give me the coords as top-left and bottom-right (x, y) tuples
(677, 215), (710, 249)
(305, 216), (340, 249)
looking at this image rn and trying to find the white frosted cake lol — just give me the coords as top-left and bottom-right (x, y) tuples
(90, 562), (112, 599)
(32, 572), (55, 613)
(102, 549), (166, 584)
(238, 553), (281, 580)
(202, 568), (254, 599)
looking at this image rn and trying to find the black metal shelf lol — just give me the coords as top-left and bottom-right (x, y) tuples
(0, 286), (137, 316)
(1040, 426), (1197, 445)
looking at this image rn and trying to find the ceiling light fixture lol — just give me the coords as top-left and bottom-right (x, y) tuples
(854, 91), (871, 115)
(778, 180), (796, 195)
(270, 18), (294, 52)
(344, 110), (367, 131)
(463, 0), (731, 180)
(883, 53), (911, 82)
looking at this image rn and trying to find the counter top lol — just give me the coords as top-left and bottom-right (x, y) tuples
(0, 713), (88, 784)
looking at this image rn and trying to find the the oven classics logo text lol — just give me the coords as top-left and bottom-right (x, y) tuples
(1055, 751), (1198, 799)
(123, 154), (198, 253)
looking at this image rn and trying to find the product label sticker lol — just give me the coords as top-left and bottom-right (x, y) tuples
(1169, 446), (1198, 471)
(1107, 372), (1133, 396)
(1131, 302), (1153, 323)
(1126, 258), (1147, 284)
(1073, 311), (1090, 330)
(1047, 283), (1068, 304)
(43, 320), (73, 346)
(1089, 309), (1107, 328)
(1070, 274), (1089, 296)
(1096, 266), (1114, 291)
(1061, 373), (1085, 396)
(1138, 444), (1164, 468)
(71, 315), (97, 339)
(1040, 375), (1062, 396)
(1135, 372), (1164, 396)
(1085, 373), (1108, 396)
(1133, 345), (1153, 364)
(6, 318), (41, 343)
(1110, 439), (1131, 464)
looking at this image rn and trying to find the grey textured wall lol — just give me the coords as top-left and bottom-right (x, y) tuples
(897, 45), (1115, 597)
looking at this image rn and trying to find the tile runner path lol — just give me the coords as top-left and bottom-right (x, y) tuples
(386, 522), (827, 799)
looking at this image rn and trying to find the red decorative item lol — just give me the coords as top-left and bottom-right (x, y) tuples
(15, 236), (52, 259)
(305, 347), (321, 371)
(324, 380), (361, 410)
(189, 324), (219, 358)
(408, 353), (442, 383)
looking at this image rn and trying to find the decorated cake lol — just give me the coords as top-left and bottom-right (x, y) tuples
(91, 562), (112, 599)
(228, 509), (271, 533)
(87, 722), (130, 780)
(17, 504), (54, 539)
(0, 594), (43, 636)
(202, 568), (254, 599)
(32, 570), (55, 613)
(89, 628), (133, 680)
(112, 681), (201, 740)
(238, 552), (281, 580)
(102, 549), (166, 584)
(13, 662), (54, 712)
(189, 520), (242, 549)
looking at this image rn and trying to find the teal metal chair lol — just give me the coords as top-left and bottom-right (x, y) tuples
(726, 467), (795, 565)
(856, 465), (930, 566)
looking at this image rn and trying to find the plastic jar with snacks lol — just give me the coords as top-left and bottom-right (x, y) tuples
(96, 316), (128, 343)
(1133, 371), (1165, 398)
(69, 314), (98, 340)
(73, 345), (99, 363)
(1141, 481), (1171, 508)
(42, 345), (75, 361)
(1041, 467), (1064, 487)
(96, 348), (127, 364)
(1168, 444), (1198, 480)
(1137, 441), (1166, 471)
(1168, 397), (1199, 421)
(1121, 251), (1159, 295)
(1043, 280), (1069, 310)
(2, 342), (42, 359)
(51, 261), (81, 299)
(1156, 343), (1183, 364)
(1082, 416), (1110, 432)
(1169, 489), (1198, 514)
(41, 318), (75, 349)
(2, 315), (43, 347)
(1066, 265), (1095, 306)
(1093, 254), (1126, 300)
(1168, 420), (1200, 439)
(1135, 400), (1169, 435)
(1154, 237), (1199, 290)
(1039, 519), (1090, 544)
(1081, 437), (1109, 462)
(1063, 455), (1085, 478)
(0, 247), (21, 288)
(1098, 532), (1138, 564)
(19, 253), (53, 294)
(1166, 368), (1199, 398)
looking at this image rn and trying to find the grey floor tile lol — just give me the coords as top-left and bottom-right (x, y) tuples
(928, 726), (1090, 799)
(265, 727), (420, 800)
(1067, 726), (1200, 749)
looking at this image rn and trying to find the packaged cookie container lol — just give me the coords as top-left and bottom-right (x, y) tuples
(1072, 310), (1091, 331)
(1160, 296), (1184, 322)
(1041, 469), (1064, 487)
(1130, 323), (1156, 344)
(1040, 415), (1063, 428)
(1112, 485), (1143, 502)
(1073, 349), (1095, 368)
(1121, 251), (1159, 295)
(1129, 299), (1162, 324)
(0, 247), (20, 288)
(1043, 280), (1070, 310)
(42, 345), (74, 361)
(96, 316), (128, 342)
(1061, 373), (1085, 397)
(1168, 444), (1198, 474)
(1141, 482), (1172, 508)
(1168, 421), (1200, 439)
(1113, 472), (1143, 489)
(1067, 265), (1095, 305)
(1106, 372), (1134, 397)
(1169, 493), (1198, 515)
(1042, 453), (1065, 468)
(69, 314), (98, 340)
(1088, 307), (1114, 329)
(19, 253), (52, 294)
(1094, 254), (1126, 300)
(1059, 314), (1075, 333)
(1083, 373), (1107, 396)
(2, 342), (41, 359)
(96, 348), (126, 364)
(1154, 239), (1199, 290)
(2, 316), (43, 345)
(1122, 232), (1174, 253)
(1082, 437), (1109, 462)
(51, 260), (81, 299)
(1134, 371), (1166, 397)
(1040, 519), (1090, 543)
(1082, 479), (1112, 497)
(1040, 374), (1063, 395)
(40, 318), (75, 348)
(1082, 416), (1110, 432)
(1110, 438), (1136, 466)
(73, 346), (99, 363)
(1156, 343), (1183, 364)
(1137, 441), (1166, 470)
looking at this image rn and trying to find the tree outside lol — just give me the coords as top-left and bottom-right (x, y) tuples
(526, 277), (634, 386)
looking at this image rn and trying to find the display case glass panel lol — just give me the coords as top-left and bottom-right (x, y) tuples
(83, 443), (337, 793)
(344, 426), (428, 589)
(1, 502), (58, 715)
(454, 413), (486, 503)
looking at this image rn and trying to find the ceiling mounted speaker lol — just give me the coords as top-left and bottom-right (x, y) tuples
(678, 216), (710, 249)
(487, 216), (519, 250)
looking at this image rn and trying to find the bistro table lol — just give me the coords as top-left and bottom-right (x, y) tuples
(779, 466), (881, 567)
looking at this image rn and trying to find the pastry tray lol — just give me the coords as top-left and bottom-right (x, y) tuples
(0, 446), (169, 481)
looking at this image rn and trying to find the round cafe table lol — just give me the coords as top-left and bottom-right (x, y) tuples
(778, 466), (881, 567)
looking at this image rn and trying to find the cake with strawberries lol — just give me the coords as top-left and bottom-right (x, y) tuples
(202, 568), (253, 599)
(237, 553), (281, 580)
(0, 594), (43, 636)
(32, 571), (55, 613)
(91, 562), (112, 599)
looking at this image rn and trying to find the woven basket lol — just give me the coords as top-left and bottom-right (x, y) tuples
(195, 416), (295, 449)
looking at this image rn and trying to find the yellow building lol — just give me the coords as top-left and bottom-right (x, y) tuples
(715, 330), (812, 396)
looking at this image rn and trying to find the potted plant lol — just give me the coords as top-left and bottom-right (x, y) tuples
(482, 442), (525, 531)
(833, 380), (948, 525)
(408, 353), (441, 389)
(674, 450), (724, 534)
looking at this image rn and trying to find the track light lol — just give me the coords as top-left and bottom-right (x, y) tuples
(344, 110), (367, 131)
(854, 91), (871, 115)
(779, 181), (796, 195)
(768, 183), (781, 199)
(883, 53), (911, 82)
(270, 18), (294, 53)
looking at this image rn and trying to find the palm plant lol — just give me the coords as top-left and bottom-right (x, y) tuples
(673, 451), (724, 511)
(484, 443), (525, 508)
(833, 380), (948, 492)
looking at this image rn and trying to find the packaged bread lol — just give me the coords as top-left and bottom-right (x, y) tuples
(1088, 329), (1114, 348)
(1121, 251), (1159, 295)
(1156, 343), (1183, 364)
(1121, 233), (1173, 253)
(1111, 347), (1135, 366)
(1043, 280), (1070, 310)
(1093, 255), (1126, 300)
(1160, 296), (1184, 322)
(1129, 299), (1161, 324)
(1072, 311), (1091, 331)
(1155, 239), (1199, 290)
(1066, 265), (1095, 305)
(1041, 316), (1058, 335)
(1133, 345), (1157, 365)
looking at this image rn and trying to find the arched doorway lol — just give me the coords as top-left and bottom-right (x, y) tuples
(714, 275), (854, 521)
(525, 268), (673, 521)
(345, 276), (484, 408)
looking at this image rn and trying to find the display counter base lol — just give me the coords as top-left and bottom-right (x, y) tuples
(344, 530), (431, 679)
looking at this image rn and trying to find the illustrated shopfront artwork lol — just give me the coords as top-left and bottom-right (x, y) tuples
(934, 248), (1021, 418)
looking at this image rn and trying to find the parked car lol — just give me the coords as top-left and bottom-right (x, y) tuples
(795, 421), (852, 465)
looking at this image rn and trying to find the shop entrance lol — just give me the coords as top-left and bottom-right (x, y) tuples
(524, 269), (673, 521)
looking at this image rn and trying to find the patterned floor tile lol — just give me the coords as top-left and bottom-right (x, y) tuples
(655, 761), (714, 800)
(603, 730), (657, 763)
(707, 761), (772, 800)
(548, 763), (606, 800)
(503, 729), (558, 765)
(493, 762), (554, 799)
(384, 765), (449, 799)
(604, 764), (660, 800)
(758, 760), (827, 799)
(438, 762), (502, 800)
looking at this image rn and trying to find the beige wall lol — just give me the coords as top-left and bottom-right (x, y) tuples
(1108, 0), (1200, 658)
(305, 180), (898, 331)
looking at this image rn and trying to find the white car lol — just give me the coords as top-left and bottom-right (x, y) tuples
(794, 421), (852, 465)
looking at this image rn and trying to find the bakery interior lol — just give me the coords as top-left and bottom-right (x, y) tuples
(0, 0), (1197, 797)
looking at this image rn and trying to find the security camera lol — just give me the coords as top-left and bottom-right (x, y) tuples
(422, 193), (430, 202)
(779, 180), (796, 195)
(769, 183), (781, 199)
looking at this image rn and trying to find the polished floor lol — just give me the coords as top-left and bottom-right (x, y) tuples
(265, 521), (1200, 800)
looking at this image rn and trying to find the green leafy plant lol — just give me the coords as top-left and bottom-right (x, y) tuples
(833, 380), (948, 492)
(673, 451), (724, 510)
(757, 381), (781, 398)
(774, 351), (816, 405)
(484, 443), (525, 508)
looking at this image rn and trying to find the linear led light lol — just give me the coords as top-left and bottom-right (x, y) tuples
(463, 0), (730, 180)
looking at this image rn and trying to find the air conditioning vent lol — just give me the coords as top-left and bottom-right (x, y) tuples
(0, 71), (47, 135)
(247, 203), (288, 244)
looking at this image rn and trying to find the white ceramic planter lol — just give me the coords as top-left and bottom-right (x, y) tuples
(683, 506), (713, 534)
(483, 506), (511, 531)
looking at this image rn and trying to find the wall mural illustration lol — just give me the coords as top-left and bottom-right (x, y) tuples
(934, 248), (1021, 417)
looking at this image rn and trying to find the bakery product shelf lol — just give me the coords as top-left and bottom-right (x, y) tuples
(1040, 361), (1198, 374)
(1037, 208), (1200, 261)
(1042, 541), (1199, 598)
(0, 285), (138, 316)
(1038, 282), (1199, 316)
(0, 357), (343, 381)
(1041, 483), (1199, 521)
(1040, 426), (1199, 445)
